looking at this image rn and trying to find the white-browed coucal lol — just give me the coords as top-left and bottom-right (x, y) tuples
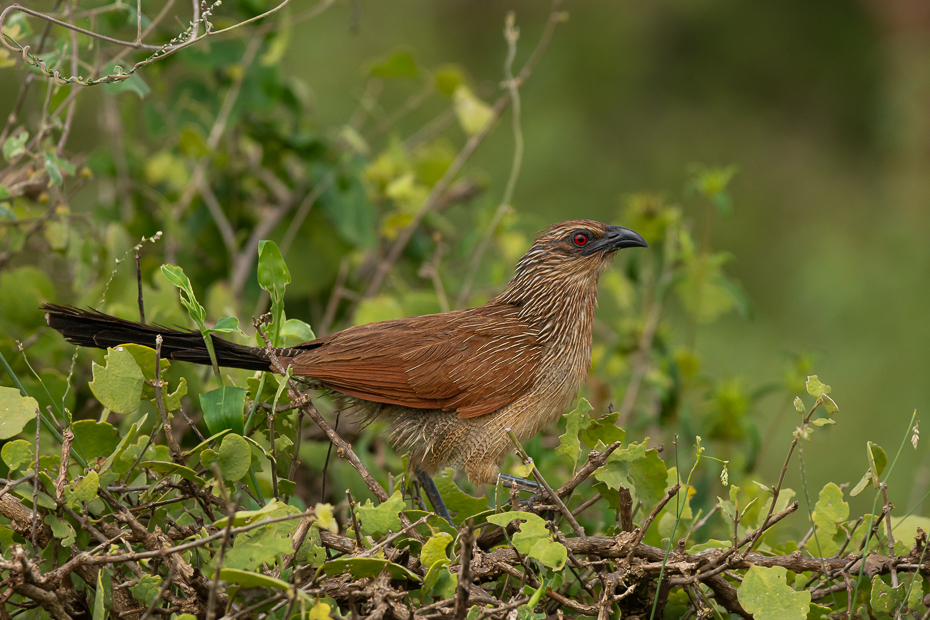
(43, 219), (647, 518)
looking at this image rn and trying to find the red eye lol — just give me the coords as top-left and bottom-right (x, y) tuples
(573, 233), (589, 247)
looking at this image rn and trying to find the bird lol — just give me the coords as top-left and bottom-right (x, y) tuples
(42, 219), (647, 519)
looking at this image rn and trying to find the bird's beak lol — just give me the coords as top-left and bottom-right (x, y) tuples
(602, 226), (648, 251)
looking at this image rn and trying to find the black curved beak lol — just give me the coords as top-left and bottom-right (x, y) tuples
(585, 226), (647, 254)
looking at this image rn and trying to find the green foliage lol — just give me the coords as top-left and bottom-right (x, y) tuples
(0, 387), (36, 439)
(356, 490), (405, 536)
(89, 348), (145, 414)
(738, 566), (811, 620)
(485, 512), (567, 570)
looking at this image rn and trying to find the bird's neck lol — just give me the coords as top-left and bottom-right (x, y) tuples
(494, 265), (600, 347)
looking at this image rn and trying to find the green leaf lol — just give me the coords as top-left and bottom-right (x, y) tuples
(423, 564), (458, 600)
(89, 347), (145, 414)
(485, 511), (567, 570)
(0, 386), (38, 439)
(217, 433), (251, 482)
(183, 429), (232, 457)
(223, 521), (294, 571)
(793, 397), (805, 414)
(257, 240), (291, 300)
(810, 418), (835, 427)
(140, 461), (205, 484)
(280, 318), (315, 344)
(813, 483), (848, 534)
(868, 441), (887, 485)
(582, 410), (626, 448)
(805, 375), (830, 398)
(213, 499), (295, 528)
(356, 490), (405, 536)
(129, 575), (161, 607)
(45, 155), (62, 185)
(737, 566), (811, 620)
(420, 532), (453, 568)
(219, 568), (293, 591)
(453, 85), (493, 136)
(45, 514), (76, 546)
(103, 73), (150, 99)
(555, 398), (592, 472)
(64, 471), (99, 509)
(93, 568), (107, 620)
(430, 469), (490, 524)
(2, 131), (28, 163)
(2, 439), (33, 470)
(434, 64), (466, 97)
(807, 603), (832, 620)
(71, 421), (121, 462)
(902, 573), (927, 615)
(628, 449), (668, 509)
(850, 471), (872, 497)
(117, 344), (166, 382)
(821, 394), (838, 414)
(368, 50), (419, 79)
(871, 575), (904, 615)
(206, 316), (244, 336)
(162, 377), (187, 411)
(200, 386), (246, 435)
(160, 264), (206, 328)
(321, 557), (421, 581)
(100, 414), (147, 475)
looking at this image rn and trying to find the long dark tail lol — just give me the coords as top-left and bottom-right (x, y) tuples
(42, 304), (273, 372)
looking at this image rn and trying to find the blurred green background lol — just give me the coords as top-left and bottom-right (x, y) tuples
(2, 0), (928, 517)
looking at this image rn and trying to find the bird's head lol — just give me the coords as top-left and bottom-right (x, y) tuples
(512, 220), (647, 283)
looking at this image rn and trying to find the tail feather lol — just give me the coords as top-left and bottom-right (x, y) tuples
(42, 304), (273, 372)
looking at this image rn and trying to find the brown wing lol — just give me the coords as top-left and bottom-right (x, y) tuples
(287, 304), (542, 419)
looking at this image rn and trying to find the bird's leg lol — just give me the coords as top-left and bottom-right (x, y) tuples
(497, 473), (539, 491)
(417, 471), (453, 525)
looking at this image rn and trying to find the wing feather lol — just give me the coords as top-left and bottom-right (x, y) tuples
(287, 304), (542, 418)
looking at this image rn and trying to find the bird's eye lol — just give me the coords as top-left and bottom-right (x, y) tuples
(573, 233), (589, 247)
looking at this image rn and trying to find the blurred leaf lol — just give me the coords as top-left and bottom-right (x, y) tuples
(89, 348), (145, 414)
(101, 414), (147, 475)
(453, 85), (493, 136)
(368, 50), (419, 79)
(794, 397), (805, 414)
(737, 566), (810, 620)
(200, 386), (246, 435)
(2, 131), (28, 163)
(146, 152), (189, 193)
(434, 64), (466, 97)
(104, 73), (150, 98)
(0, 387), (37, 439)
(485, 511), (566, 570)
(356, 490), (405, 536)
(93, 568), (107, 620)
